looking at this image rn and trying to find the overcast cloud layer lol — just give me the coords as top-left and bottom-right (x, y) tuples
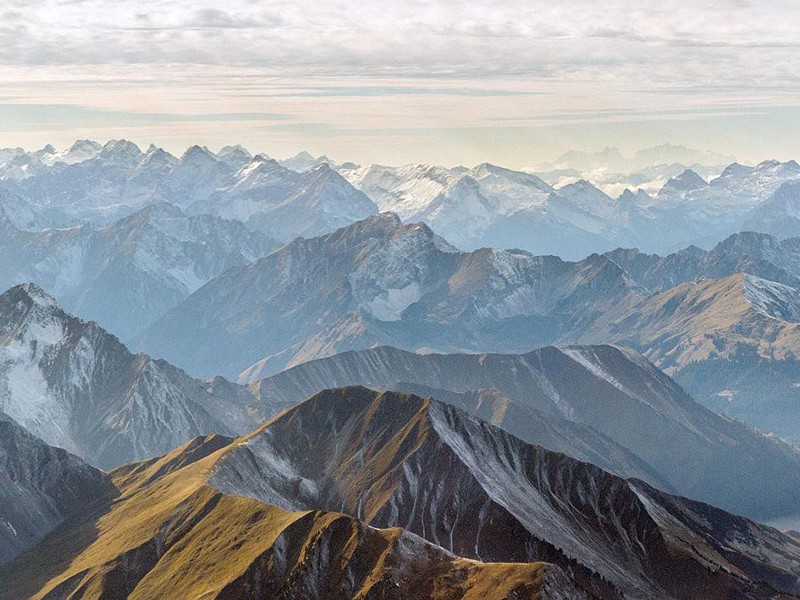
(1, 1), (799, 166)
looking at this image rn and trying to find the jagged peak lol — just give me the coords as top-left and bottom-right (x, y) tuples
(140, 144), (177, 166)
(666, 168), (707, 188)
(289, 150), (315, 161)
(714, 230), (778, 250)
(618, 188), (653, 202)
(99, 139), (143, 163)
(217, 144), (251, 158)
(68, 139), (101, 153)
(469, 162), (550, 187)
(717, 161), (754, 179)
(236, 155), (286, 179)
(5, 282), (58, 309)
(180, 144), (218, 163)
(216, 145), (253, 168)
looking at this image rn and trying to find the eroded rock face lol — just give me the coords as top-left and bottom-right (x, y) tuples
(0, 412), (115, 565)
(0, 411), (587, 600)
(137, 212), (637, 379)
(209, 387), (800, 600)
(5, 387), (800, 600)
(0, 283), (262, 469)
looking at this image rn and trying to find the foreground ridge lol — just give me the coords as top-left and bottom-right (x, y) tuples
(4, 388), (798, 599)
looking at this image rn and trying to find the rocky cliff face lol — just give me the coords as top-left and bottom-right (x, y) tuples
(0, 408), (589, 600)
(137, 213), (637, 379)
(5, 387), (800, 599)
(0, 283), (262, 469)
(0, 412), (114, 565)
(207, 388), (800, 600)
(0, 202), (277, 341)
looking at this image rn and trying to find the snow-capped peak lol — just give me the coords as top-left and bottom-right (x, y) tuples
(216, 145), (253, 169)
(180, 144), (219, 164)
(99, 139), (143, 164)
(140, 144), (178, 168)
(46, 140), (103, 166)
(16, 282), (58, 309)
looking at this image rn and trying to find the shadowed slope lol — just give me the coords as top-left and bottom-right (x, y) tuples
(209, 388), (800, 600)
(0, 415), (584, 600)
(247, 345), (800, 521)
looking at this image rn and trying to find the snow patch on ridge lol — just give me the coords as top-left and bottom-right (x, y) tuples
(742, 274), (800, 322)
(561, 346), (638, 399)
(364, 282), (422, 322)
(3, 358), (73, 453)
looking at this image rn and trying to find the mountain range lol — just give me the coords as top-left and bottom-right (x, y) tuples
(0, 140), (377, 243)
(3, 140), (800, 261)
(0, 202), (277, 340)
(3, 387), (800, 599)
(136, 212), (634, 378)
(4, 138), (800, 597)
(247, 344), (800, 522)
(337, 158), (800, 257)
(135, 214), (800, 446)
(5, 281), (800, 526)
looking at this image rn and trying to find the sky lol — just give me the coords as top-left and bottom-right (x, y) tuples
(1, 0), (799, 167)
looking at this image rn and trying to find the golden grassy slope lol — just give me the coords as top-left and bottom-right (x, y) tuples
(0, 424), (560, 600)
(585, 273), (800, 369)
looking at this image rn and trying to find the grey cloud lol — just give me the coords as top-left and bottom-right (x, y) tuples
(0, 1), (796, 108)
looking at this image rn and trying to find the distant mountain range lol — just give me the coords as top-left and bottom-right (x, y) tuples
(3, 387), (800, 599)
(2, 140), (800, 260)
(338, 158), (800, 257)
(0, 140), (377, 243)
(135, 212), (633, 377)
(6, 140), (800, 598)
(0, 202), (277, 340)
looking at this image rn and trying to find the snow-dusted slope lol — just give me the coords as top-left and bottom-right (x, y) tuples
(0, 140), (378, 242)
(248, 344), (800, 522)
(1, 141), (799, 255)
(192, 158), (378, 240)
(209, 387), (800, 600)
(742, 274), (800, 322)
(341, 162), (619, 258)
(137, 213), (639, 378)
(745, 180), (800, 239)
(340, 158), (800, 257)
(1, 425), (589, 600)
(575, 272), (800, 442)
(0, 284), (262, 469)
(605, 231), (800, 294)
(0, 202), (277, 340)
